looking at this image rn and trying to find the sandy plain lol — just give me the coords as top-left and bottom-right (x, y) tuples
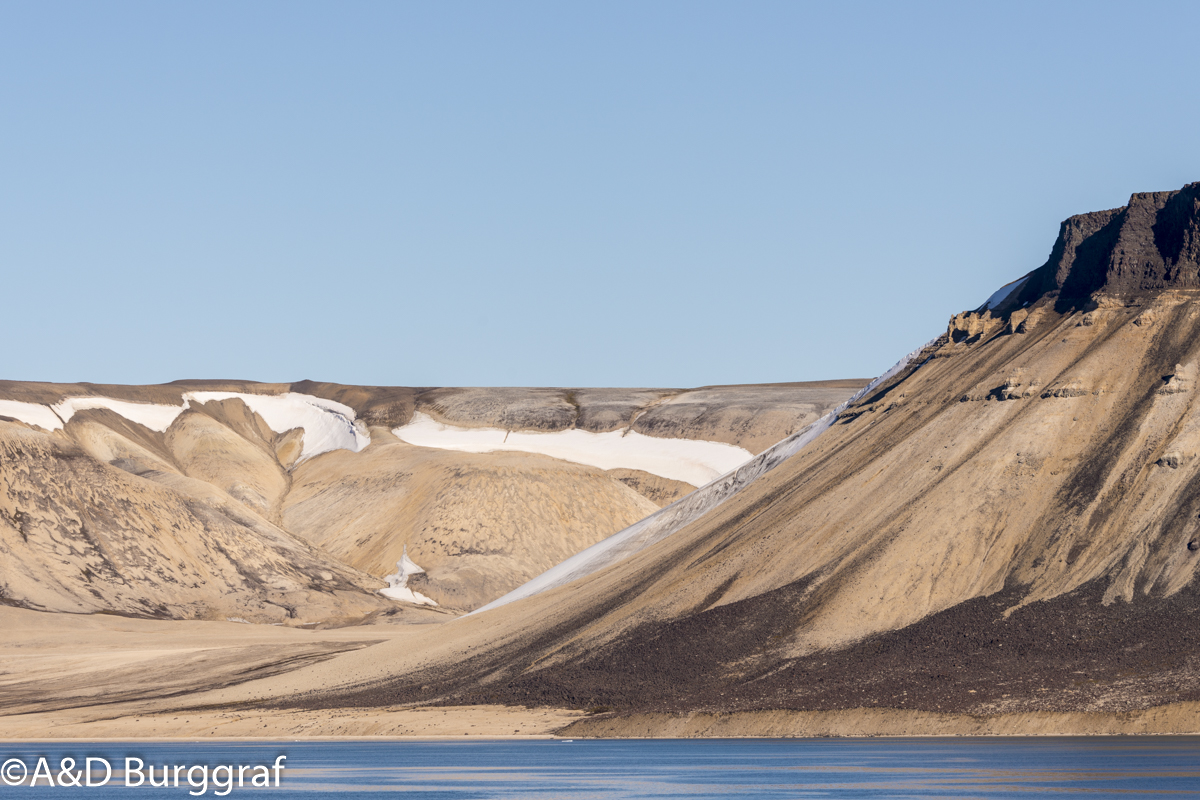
(0, 607), (580, 739)
(3, 606), (1197, 741)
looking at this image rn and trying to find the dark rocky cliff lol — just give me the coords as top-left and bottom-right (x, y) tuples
(1021, 182), (1200, 306)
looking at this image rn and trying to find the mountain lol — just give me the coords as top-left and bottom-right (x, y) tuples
(259, 181), (1200, 735)
(0, 380), (862, 619)
(8, 183), (1199, 740)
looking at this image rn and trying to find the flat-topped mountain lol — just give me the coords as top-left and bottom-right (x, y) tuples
(246, 182), (1200, 734)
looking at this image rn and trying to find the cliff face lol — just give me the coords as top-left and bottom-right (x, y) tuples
(1023, 182), (1200, 304)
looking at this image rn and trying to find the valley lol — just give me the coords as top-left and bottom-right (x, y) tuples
(3, 181), (1199, 739)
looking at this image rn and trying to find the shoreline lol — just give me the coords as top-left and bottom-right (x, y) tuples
(558, 703), (1200, 738)
(3, 701), (1198, 742)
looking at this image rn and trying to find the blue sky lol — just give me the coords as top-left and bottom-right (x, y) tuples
(2, 1), (1197, 387)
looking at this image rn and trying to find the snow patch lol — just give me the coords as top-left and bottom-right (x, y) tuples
(3, 390), (371, 464)
(982, 276), (1029, 311)
(392, 413), (752, 486)
(470, 337), (940, 617)
(183, 392), (371, 463)
(51, 397), (188, 432)
(380, 548), (438, 606)
(0, 400), (64, 431)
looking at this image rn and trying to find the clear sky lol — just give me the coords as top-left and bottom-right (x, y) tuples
(2, 1), (1198, 388)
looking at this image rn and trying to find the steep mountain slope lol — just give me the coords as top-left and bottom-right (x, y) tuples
(275, 182), (1200, 722)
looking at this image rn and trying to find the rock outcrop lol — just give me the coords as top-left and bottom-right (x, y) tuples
(1020, 182), (1200, 305)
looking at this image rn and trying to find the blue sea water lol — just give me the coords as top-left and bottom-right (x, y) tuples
(1, 738), (1197, 798)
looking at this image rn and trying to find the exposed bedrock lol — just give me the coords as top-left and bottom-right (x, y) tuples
(1018, 182), (1200, 305)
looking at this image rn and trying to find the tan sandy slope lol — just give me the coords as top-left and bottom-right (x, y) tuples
(415, 289), (1200, 674)
(281, 430), (660, 611)
(0, 419), (386, 624)
(409, 290), (1200, 672)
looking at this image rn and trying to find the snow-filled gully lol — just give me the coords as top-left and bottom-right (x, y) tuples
(392, 412), (753, 486)
(183, 392), (370, 462)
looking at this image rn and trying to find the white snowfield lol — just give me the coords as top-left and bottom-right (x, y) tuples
(392, 412), (753, 486)
(469, 337), (940, 617)
(380, 548), (438, 606)
(0, 399), (65, 432)
(52, 397), (188, 432)
(183, 392), (370, 463)
(0, 391), (370, 464)
(982, 275), (1030, 310)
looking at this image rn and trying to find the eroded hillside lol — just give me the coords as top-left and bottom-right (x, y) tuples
(0, 380), (862, 619)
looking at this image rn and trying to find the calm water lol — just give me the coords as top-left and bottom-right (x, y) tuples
(1, 738), (1197, 798)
